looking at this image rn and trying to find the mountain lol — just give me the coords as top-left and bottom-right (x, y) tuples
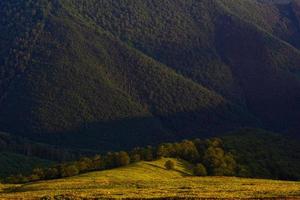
(0, 0), (300, 150)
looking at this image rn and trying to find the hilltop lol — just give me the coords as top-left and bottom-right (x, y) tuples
(1, 158), (300, 199)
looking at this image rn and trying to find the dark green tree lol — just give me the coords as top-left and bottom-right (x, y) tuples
(130, 153), (141, 163)
(157, 145), (168, 158)
(193, 163), (207, 176)
(61, 165), (79, 177)
(32, 168), (45, 179)
(143, 146), (154, 161)
(76, 157), (93, 172)
(165, 160), (175, 170)
(45, 168), (59, 179)
(116, 151), (130, 166)
(92, 155), (104, 170)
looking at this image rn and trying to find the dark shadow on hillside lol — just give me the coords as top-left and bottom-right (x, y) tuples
(16, 103), (261, 153)
(146, 163), (191, 177)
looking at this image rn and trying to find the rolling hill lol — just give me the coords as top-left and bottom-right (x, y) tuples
(1, 158), (300, 199)
(1, 128), (299, 183)
(0, 0), (300, 151)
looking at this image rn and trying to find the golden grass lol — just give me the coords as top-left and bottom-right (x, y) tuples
(1, 158), (300, 199)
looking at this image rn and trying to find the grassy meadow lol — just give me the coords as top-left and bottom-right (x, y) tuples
(0, 158), (300, 199)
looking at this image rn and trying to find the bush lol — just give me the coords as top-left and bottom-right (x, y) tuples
(5, 174), (29, 184)
(116, 151), (130, 166)
(165, 160), (175, 170)
(193, 163), (207, 176)
(130, 154), (141, 162)
(28, 174), (40, 182)
(61, 165), (79, 177)
(45, 168), (59, 179)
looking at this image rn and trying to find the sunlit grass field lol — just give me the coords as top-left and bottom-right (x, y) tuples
(1, 158), (300, 199)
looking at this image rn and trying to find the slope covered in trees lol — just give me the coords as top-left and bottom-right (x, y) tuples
(0, 152), (53, 179)
(0, 131), (81, 161)
(67, 0), (300, 132)
(0, 0), (300, 150)
(3, 129), (300, 183)
(3, 137), (239, 183)
(223, 129), (300, 180)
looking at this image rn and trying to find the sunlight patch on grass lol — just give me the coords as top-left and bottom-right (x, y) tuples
(1, 158), (300, 199)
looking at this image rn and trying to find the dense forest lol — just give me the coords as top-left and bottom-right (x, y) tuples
(0, 131), (81, 161)
(0, 0), (300, 151)
(223, 129), (300, 180)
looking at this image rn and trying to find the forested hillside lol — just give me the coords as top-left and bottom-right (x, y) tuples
(0, 131), (80, 161)
(223, 129), (300, 180)
(0, 131), (85, 178)
(0, 152), (53, 178)
(1, 128), (299, 181)
(0, 0), (300, 151)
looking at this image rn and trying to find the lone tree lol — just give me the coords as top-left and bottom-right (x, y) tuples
(117, 151), (131, 166)
(165, 160), (175, 170)
(193, 163), (207, 176)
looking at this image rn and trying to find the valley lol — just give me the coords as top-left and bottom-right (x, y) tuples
(0, 0), (300, 199)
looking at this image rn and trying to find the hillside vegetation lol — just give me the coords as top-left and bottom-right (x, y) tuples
(1, 158), (300, 199)
(0, 131), (82, 161)
(223, 129), (300, 180)
(0, 131), (86, 178)
(3, 129), (300, 183)
(3, 137), (241, 184)
(0, 0), (300, 150)
(0, 152), (53, 179)
(1, 1), (300, 198)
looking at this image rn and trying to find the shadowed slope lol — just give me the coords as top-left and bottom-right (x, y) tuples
(0, 0), (256, 150)
(0, 0), (300, 150)
(66, 0), (300, 131)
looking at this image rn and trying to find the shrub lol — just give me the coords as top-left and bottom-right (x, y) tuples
(130, 154), (141, 162)
(165, 160), (175, 170)
(5, 174), (29, 184)
(61, 165), (79, 177)
(193, 163), (208, 176)
(116, 151), (130, 166)
(28, 174), (40, 182)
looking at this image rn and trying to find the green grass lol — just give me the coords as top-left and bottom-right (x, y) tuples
(1, 158), (300, 199)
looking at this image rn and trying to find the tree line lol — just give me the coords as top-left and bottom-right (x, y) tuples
(4, 137), (247, 184)
(0, 132), (82, 162)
